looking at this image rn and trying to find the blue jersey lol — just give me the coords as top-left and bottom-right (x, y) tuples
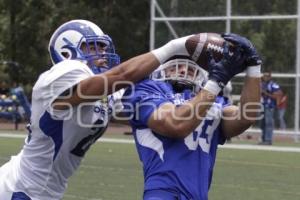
(261, 81), (280, 108)
(122, 79), (228, 200)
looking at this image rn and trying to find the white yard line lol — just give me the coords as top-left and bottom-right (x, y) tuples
(0, 133), (26, 138)
(220, 143), (300, 152)
(0, 133), (300, 153)
(98, 137), (135, 144)
(63, 194), (103, 200)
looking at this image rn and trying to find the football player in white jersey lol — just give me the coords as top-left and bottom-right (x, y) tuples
(0, 19), (198, 200)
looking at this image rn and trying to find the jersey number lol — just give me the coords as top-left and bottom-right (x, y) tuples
(185, 119), (218, 153)
(71, 119), (107, 157)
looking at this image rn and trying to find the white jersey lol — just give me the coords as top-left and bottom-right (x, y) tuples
(0, 60), (120, 200)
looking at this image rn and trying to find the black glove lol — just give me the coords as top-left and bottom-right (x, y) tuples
(207, 42), (246, 89)
(222, 33), (262, 66)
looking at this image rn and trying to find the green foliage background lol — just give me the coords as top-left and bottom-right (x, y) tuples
(0, 0), (150, 84)
(0, 0), (297, 83)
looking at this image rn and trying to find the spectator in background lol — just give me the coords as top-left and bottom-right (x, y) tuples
(276, 90), (287, 130)
(260, 71), (282, 145)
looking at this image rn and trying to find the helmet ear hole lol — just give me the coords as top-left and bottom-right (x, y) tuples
(61, 52), (70, 59)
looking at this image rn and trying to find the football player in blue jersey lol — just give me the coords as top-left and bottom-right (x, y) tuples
(0, 19), (196, 200)
(122, 33), (262, 200)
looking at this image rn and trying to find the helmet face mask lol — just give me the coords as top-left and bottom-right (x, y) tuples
(48, 20), (120, 74)
(78, 35), (120, 74)
(151, 58), (208, 92)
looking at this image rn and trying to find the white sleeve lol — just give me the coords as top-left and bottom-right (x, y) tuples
(33, 60), (94, 118)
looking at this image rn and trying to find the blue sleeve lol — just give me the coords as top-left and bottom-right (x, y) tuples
(122, 80), (172, 128)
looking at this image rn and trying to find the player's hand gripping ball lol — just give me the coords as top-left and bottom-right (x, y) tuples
(185, 33), (235, 71)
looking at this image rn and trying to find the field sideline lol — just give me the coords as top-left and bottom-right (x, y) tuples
(0, 133), (299, 200)
(1, 132), (300, 153)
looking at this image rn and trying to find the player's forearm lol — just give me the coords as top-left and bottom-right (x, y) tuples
(163, 90), (216, 138)
(80, 52), (160, 97)
(53, 53), (160, 109)
(108, 52), (160, 84)
(179, 90), (216, 136)
(221, 77), (261, 138)
(239, 76), (261, 126)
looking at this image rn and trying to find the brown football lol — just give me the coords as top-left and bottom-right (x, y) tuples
(185, 33), (229, 71)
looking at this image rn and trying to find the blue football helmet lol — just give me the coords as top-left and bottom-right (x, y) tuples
(48, 19), (120, 74)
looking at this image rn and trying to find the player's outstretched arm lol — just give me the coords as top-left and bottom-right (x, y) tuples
(53, 37), (192, 109)
(221, 33), (262, 138)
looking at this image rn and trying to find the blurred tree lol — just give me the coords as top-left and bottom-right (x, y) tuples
(0, 0), (54, 85)
(0, 0), (150, 88)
